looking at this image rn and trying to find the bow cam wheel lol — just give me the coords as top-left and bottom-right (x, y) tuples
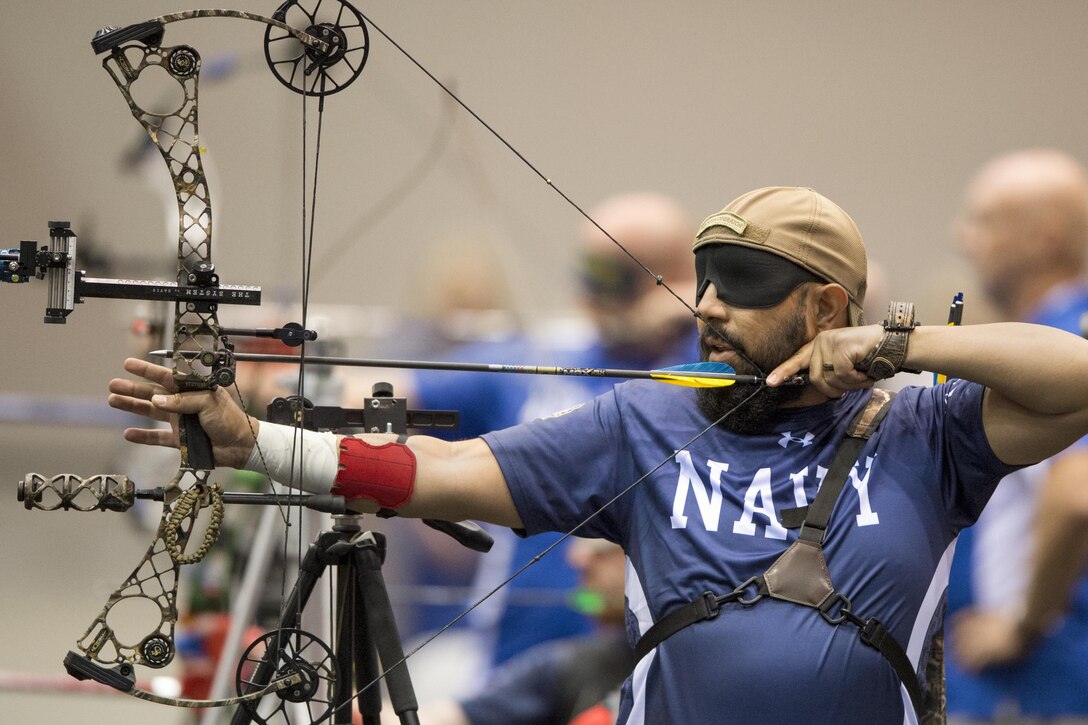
(237, 628), (338, 724)
(264, 0), (369, 97)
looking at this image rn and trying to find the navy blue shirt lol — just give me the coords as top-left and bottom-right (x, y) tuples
(484, 379), (1017, 724)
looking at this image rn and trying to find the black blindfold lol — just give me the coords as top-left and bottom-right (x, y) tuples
(695, 244), (826, 308)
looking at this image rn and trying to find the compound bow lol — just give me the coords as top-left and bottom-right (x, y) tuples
(12, 1), (369, 719)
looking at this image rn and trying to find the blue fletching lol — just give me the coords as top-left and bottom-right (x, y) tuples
(656, 362), (737, 375)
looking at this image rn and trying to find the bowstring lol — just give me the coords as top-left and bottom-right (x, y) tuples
(353, 8), (765, 377)
(242, 61), (330, 657)
(287, 69), (328, 654)
(224, 31), (350, 711)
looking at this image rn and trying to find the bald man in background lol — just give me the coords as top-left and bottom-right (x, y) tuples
(947, 149), (1088, 723)
(576, 192), (698, 362)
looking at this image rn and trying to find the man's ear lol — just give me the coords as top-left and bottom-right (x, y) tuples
(810, 283), (850, 331)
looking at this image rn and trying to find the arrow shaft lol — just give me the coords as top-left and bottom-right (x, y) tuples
(151, 349), (772, 384)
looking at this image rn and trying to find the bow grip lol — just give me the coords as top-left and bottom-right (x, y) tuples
(179, 413), (214, 470)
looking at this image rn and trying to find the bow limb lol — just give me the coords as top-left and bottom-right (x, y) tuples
(68, 35), (229, 672)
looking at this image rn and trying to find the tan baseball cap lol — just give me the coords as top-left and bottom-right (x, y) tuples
(692, 186), (868, 326)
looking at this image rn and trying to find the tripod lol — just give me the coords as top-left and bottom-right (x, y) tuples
(228, 385), (490, 725)
(231, 514), (422, 725)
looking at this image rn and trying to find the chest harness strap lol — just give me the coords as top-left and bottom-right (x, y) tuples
(633, 388), (926, 719)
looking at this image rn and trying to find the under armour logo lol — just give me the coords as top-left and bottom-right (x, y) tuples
(779, 431), (814, 448)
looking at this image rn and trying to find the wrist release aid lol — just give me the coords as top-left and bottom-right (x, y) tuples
(332, 437), (417, 509)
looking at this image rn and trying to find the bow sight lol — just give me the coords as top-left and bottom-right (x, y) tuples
(1, 221), (262, 325)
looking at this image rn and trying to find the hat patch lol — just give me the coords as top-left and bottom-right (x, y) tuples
(698, 211), (748, 238)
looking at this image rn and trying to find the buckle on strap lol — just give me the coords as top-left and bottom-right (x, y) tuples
(696, 591), (724, 619)
(732, 576), (768, 605)
(818, 592), (858, 625)
(859, 616), (889, 647)
(798, 522), (826, 544)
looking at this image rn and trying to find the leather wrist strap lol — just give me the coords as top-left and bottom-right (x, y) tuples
(858, 301), (921, 380)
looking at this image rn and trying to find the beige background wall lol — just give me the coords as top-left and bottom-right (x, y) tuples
(3, 2), (1088, 723)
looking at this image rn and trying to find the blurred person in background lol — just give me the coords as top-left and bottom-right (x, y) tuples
(390, 233), (523, 360)
(947, 148), (1088, 723)
(380, 538), (632, 725)
(337, 234), (520, 646)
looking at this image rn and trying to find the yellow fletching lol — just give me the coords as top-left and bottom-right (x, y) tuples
(650, 373), (736, 388)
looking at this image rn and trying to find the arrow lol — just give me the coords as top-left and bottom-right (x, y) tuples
(149, 351), (807, 388)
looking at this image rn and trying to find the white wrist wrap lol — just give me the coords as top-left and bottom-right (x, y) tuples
(243, 422), (339, 494)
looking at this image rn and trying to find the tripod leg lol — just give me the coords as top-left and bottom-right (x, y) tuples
(352, 534), (421, 725)
(333, 560), (355, 725)
(350, 572), (383, 725)
(330, 557), (383, 725)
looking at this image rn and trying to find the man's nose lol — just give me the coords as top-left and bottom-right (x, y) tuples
(696, 282), (726, 320)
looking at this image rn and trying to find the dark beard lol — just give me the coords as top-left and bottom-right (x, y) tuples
(695, 306), (808, 435)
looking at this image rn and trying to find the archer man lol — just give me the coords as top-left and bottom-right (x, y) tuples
(109, 186), (1088, 724)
